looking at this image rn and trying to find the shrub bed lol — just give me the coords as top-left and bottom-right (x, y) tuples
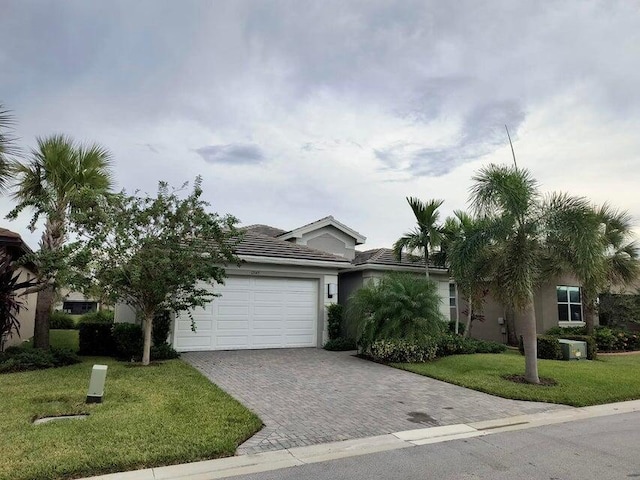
(593, 327), (640, 352)
(518, 335), (562, 360)
(0, 346), (80, 374)
(50, 311), (76, 329)
(365, 338), (439, 363)
(323, 337), (357, 351)
(438, 335), (506, 356)
(79, 310), (114, 324)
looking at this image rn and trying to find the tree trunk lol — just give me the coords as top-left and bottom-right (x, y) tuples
(424, 253), (430, 280)
(521, 295), (540, 384)
(142, 313), (153, 366)
(584, 299), (596, 335)
(463, 298), (472, 338)
(33, 284), (55, 349)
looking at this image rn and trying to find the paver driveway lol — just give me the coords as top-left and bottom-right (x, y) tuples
(185, 349), (569, 455)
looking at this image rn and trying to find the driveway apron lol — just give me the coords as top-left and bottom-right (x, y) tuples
(184, 349), (569, 455)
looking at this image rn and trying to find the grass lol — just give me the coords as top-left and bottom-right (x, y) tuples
(395, 350), (640, 407)
(0, 358), (262, 480)
(49, 329), (79, 351)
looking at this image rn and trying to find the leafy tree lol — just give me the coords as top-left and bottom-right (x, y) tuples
(0, 254), (38, 351)
(346, 273), (446, 350)
(8, 134), (113, 349)
(470, 164), (602, 383)
(72, 178), (241, 365)
(393, 197), (444, 279)
(579, 205), (639, 334)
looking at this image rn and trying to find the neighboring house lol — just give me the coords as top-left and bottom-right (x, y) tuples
(0, 227), (37, 349)
(54, 289), (99, 315)
(115, 215), (595, 351)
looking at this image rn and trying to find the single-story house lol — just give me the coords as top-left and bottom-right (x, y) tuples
(115, 216), (595, 351)
(0, 227), (37, 350)
(54, 289), (100, 315)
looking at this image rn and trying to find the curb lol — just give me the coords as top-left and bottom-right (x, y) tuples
(79, 399), (640, 480)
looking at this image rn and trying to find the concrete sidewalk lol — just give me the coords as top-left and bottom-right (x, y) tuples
(79, 399), (640, 480)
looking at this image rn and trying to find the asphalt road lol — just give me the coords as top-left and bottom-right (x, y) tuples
(232, 411), (640, 480)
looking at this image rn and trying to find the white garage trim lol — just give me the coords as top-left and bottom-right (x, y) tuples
(173, 275), (320, 352)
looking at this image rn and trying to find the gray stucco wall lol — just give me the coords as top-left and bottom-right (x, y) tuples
(296, 225), (357, 260)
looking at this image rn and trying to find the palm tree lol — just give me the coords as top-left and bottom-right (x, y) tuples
(393, 197), (444, 279)
(471, 164), (602, 384)
(580, 205), (640, 334)
(444, 211), (492, 338)
(0, 104), (17, 192)
(8, 134), (113, 349)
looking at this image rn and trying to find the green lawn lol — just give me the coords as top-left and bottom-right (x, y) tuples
(0, 358), (262, 480)
(50, 329), (80, 351)
(395, 350), (640, 407)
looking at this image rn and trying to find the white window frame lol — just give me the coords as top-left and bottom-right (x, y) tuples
(556, 285), (584, 326)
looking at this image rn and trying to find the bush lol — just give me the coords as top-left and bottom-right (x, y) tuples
(365, 338), (438, 363)
(50, 311), (76, 329)
(79, 322), (115, 355)
(323, 337), (357, 351)
(518, 335), (562, 360)
(0, 346), (80, 373)
(150, 343), (180, 360)
(545, 326), (587, 336)
(327, 304), (344, 341)
(112, 323), (143, 361)
(447, 320), (466, 336)
(438, 335), (506, 356)
(152, 310), (171, 346)
(80, 310), (114, 324)
(557, 334), (597, 360)
(346, 273), (447, 351)
(593, 326), (640, 352)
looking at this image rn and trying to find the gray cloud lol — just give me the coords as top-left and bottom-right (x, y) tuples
(195, 143), (265, 165)
(376, 100), (526, 177)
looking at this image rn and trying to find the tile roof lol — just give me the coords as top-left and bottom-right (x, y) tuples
(0, 227), (22, 240)
(352, 248), (441, 268)
(236, 229), (351, 263)
(242, 224), (287, 238)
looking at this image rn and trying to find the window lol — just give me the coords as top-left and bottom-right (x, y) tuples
(557, 286), (582, 322)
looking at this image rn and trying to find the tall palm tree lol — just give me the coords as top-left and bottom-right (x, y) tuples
(0, 104), (17, 192)
(580, 205), (639, 334)
(393, 197), (444, 279)
(471, 164), (602, 384)
(444, 211), (492, 338)
(8, 134), (113, 349)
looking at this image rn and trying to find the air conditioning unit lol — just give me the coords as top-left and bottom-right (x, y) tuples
(558, 339), (587, 360)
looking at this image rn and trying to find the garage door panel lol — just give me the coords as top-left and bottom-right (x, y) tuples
(174, 276), (318, 351)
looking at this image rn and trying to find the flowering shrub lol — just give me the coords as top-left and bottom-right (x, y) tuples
(365, 338), (438, 363)
(594, 327), (640, 352)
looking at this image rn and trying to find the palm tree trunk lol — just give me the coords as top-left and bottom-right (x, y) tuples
(424, 251), (430, 280)
(463, 298), (472, 338)
(33, 284), (55, 349)
(521, 294), (540, 384)
(142, 313), (153, 365)
(584, 299), (596, 335)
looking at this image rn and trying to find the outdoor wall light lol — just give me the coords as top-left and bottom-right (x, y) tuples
(327, 283), (337, 299)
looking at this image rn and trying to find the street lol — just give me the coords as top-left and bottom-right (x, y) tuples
(231, 411), (640, 480)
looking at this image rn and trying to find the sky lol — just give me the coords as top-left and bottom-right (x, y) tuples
(2, 0), (640, 249)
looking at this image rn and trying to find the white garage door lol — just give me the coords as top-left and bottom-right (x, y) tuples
(174, 276), (318, 351)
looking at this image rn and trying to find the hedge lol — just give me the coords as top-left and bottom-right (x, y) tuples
(518, 335), (562, 360)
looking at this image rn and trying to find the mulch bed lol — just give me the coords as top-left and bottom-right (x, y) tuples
(503, 374), (557, 386)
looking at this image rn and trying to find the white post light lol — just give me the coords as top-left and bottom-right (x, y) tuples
(86, 364), (108, 404)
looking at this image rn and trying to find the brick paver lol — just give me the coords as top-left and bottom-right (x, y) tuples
(184, 349), (569, 455)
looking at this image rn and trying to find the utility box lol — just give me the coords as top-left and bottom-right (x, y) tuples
(86, 364), (108, 403)
(559, 339), (587, 360)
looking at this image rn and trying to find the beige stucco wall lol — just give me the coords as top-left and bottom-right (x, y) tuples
(3, 266), (38, 348)
(294, 226), (357, 260)
(465, 273), (590, 343)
